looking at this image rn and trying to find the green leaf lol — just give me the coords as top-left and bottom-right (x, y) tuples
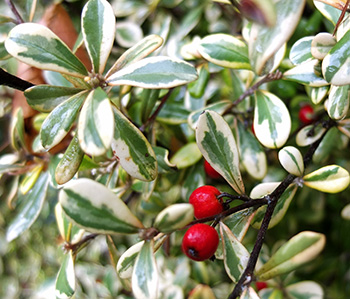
(313, 1), (341, 26)
(0, 15), (14, 24)
(0, 40), (11, 60)
(112, 107), (158, 181)
(306, 85), (329, 105)
(303, 165), (350, 193)
(289, 36), (313, 65)
(248, 0), (305, 75)
(82, 0), (115, 74)
(170, 142), (202, 169)
(59, 178), (144, 234)
(198, 33), (251, 70)
(322, 30), (350, 85)
(237, 121), (267, 180)
(220, 222), (250, 283)
(106, 34), (163, 77)
(223, 208), (256, 242)
(132, 240), (159, 299)
(116, 21), (143, 48)
(40, 91), (87, 150)
(196, 110), (245, 194)
(55, 134), (85, 185)
(278, 146), (304, 176)
(107, 56), (198, 89)
(10, 107), (26, 151)
(55, 251), (76, 299)
(250, 183), (298, 229)
(296, 124), (326, 147)
(188, 64), (210, 98)
(253, 90), (291, 149)
(24, 85), (83, 112)
(156, 103), (190, 125)
(154, 203), (194, 233)
(238, 0), (276, 27)
(19, 164), (43, 195)
(182, 163), (206, 201)
(326, 85), (349, 120)
(5, 23), (88, 77)
(153, 146), (177, 174)
(256, 231), (326, 281)
(78, 88), (114, 156)
(6, 171), (49, 242)
(285, 281), (324, 299)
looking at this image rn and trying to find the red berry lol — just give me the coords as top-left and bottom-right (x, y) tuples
(299, 104), (314, 124)
(256, 281), (268, 291)
(189, 185), (223, 219)
(182, 224), (219, 261)
(204, 160), (221, 179)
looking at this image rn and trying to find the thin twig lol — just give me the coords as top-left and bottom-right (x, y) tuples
(0, 68), (34, 91)
(5, 0), (24, 24)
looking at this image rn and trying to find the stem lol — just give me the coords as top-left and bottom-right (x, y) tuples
(0, 68), (35, 91)
(5, 0), (24, 24)
(64, 233), (98, 255)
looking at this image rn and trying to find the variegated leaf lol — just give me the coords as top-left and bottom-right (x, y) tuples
(237, 121), (267, 180)
(326, 85), (350, 120)
(303, 165), (350, 193)
(116, 21), (143, 48)
(313, 1), (341, 26)
(41, 91), (87, 150)
(132, 240), (159, 299)
(196, 110), (245, 194)
(169, 142), (202, 169)
(311, 32), (336, 60)
(10, 107), (26, 151)
(82, 0), (115, 74)
(253, 90), (291, 149)
(107, 56), (198, 89)
(5, 23), (88, 77)
(6, 171), (49, 242)
(289, 36), (313, 65)
(19, 164), (44, 195)
(55, 134), (85, 185)
(55, 251), (76, 299)
(117, 241), (144, 279)
(78, 88), (114, 156)
(249, 0), (305, 75)
(250, 182), (297, 229)
(286, 281), (324, 299)
(306, 85), (329, 105)
(154, 203), (194, 233)
(238, 0), (276, 27)
(59, 178), (144, 234)
(106, 34), (163, 77)
(112, 107), (158, 181)
(322, 30), (350, 86)
(153, 146), (177, 174)
(220, 222), (250, 283)
(278, 146), (304, 176)
(256, 231), (326, 281)
(156, 103), (190, 125)
(198, 34), (251, 70)
(296, 124), (326, 147)
(283, 59), (329, 87)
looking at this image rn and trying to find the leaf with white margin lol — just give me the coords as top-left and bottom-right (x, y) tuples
(118, 241), (144, 279)
(41, 91), (87, 150)
(313, 1), (341, 26)
(24, 85), (83, 112)
(296, 124), (326, 147)
(253, 90), (291, 149)
(237, 121), (267, 180)
(326, 85), (350, 120)
(278, 146), (304, 176)
(78, 87), (114, 156)
(289, 36), (313, 65)
(303, 165), (350, 193)
(55, 251), (76, 299)
(6, 171), (49, 242)
(198, 33), (251, 70)
(82, 0), (115, 74)
(10, 108), (26, 151)
(5, 23), (88, 77)
(196, 110), (245, 194)
(322, 30), (350, 86)
(154, 203), (194, 233)
(19, 164), (44, 195)
(311, 32), (336, 60)
(153, 146), (177, 174)
(250, 182), (297, 229)
(223, 208), (256, 242)
(112, 107), (157, 181)
(106, 34), (163, 77)
(256, 231), (326, 281)
(286, 281), (324, 299)
(132, 240), (159, 299)
(116, 21), (143, 48)
(220, 222), (250, 283)
(283, 59), (329, 87)
(248, 0), (305, 75)
(306, 86), (329, 105)
(169, 142), (202, 169)
(59, 178), (144, 234)
(107, 56), (198, 89)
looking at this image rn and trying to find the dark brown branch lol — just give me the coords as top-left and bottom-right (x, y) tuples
(5, 0), (24, 24)
(64, 233), (98, 255)
(0, 68), (35, 91)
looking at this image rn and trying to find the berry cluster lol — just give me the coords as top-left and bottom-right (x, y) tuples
(182, 185), (223, 261)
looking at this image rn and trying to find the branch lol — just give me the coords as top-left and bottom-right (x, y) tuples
(5, 0), (24, 24)
(0, 68), (35, 91)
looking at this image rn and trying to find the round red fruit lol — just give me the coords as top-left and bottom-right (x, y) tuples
(182, 223), (219, 261)
(299, 104), (314, 124)
(204, 160), (221, 179)
(189, 185), (223, 219)
(256, 281), (268, 291)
